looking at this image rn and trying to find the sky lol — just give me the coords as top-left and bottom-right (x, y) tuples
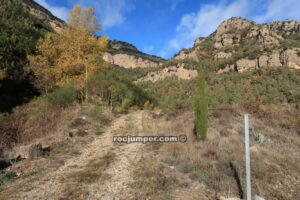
(34, 0), (300, 59)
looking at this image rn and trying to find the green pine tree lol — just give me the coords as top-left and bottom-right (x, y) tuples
(193, 66), (208, 140)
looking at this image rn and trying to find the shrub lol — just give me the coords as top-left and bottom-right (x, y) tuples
(0, 172), (17, 184)
(193, 67), (208, 140)
(45, 86), (77, 107)
(88, 65), (156, 113)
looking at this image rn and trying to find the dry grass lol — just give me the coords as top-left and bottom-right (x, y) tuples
(58, 151), (116, 200)
(131, 156), (176, 200)
(138, 106), (300, 200)
(63, 151), (116, 184)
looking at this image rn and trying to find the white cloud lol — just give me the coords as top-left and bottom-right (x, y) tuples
(254, 0), (300, 23)
(168, 0), (249, 51)
(76, 0), (135, 29)
(34, 0), (69, 20)
(35, 0), (134, 29)
(165, 0), (300, 58)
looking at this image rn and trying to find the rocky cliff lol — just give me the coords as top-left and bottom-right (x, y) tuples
(136, 63), (198, 82)
(173, 17), (300, 73)
(103, 40), (165, 69)
(22, 0), (65, 31)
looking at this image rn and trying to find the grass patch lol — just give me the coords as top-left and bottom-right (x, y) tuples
(0, 172), (17, 184)
(132, 158), (176, 199)
(66, 152), (116, 183)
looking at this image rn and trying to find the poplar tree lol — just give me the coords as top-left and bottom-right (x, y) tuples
(28, 5), (108, 95)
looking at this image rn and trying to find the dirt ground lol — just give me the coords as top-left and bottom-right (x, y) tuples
(0, 106), (299, 200)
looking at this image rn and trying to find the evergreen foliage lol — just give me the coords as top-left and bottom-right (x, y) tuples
(193, 67), (208, 140)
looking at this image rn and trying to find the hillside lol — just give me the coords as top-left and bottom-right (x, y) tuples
(0, 1), (299, 200)
(0, 0), (64, 112)
(103, 40), (166, 68)
(172, 17), (300, 73)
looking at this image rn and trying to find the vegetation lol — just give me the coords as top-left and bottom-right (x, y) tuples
(138, 66), (300, 117)
(28, 5), (108, 97)
(89, 65), (156, 112)
(0, 0), (52, 111)
(193, 67), (208, 140)
(138, 77), (195, 117)
(45, 86), (77, 108)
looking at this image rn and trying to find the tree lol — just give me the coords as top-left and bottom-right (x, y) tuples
(193, 66), (208, 140)
(28, 5), (108, 97)
(68, 4), (100, 33)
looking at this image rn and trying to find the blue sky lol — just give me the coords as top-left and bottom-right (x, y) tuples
(35, 0), (300, 59)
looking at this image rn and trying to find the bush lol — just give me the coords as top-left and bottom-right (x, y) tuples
(193, 67), (208, 140)
(45, 86), (77, 107)
(0, 172), (17, 184)
(88, 65), (156, 113)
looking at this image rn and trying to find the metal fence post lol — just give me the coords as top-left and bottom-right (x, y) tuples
(244, 114), (251, 200)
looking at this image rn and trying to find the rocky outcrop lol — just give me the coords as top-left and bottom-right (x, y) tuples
(214, 51), (233, 60)
(137, 64), (198, 82)
(194, 37), (206, 46)
(283, 48), (300, 69)
(103, 52), (161, 68)
(22, 1), (64, 32)
(173, 17), (300, 73)
(109, 40), (138, 51)
(217, 48), (300, 73)
(103, 40), (164, 68)
(173, 48), (199, 61)
(214, 33), (241, 49)
(236, 58), (258, 72)
(214, 17), (255, 37)
(264, 19), (300, 35)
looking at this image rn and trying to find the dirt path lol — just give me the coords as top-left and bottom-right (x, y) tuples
(14, 111), (147, 200)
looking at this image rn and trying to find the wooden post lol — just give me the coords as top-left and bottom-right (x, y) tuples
(244, 114), (251, 200)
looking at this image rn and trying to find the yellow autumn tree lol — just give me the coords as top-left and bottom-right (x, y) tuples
(29, 5), (108, 96)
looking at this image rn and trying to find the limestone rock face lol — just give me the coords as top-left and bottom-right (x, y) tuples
(215, 17), (255, 37)
(258, 54), (269, 67)
(267, 50), (282, 67)
(173, 49), (199, 61)
(217, 64), (236, 74)
(23, 3), (64, 32)
(103, 40), (164, 68)
(217, 48), (300, 73)
(214, 33), (241, 49)
(194, 37), (206, 46)
(284, 48), (300, 69)
(137, 64), (198, 82)
(173, 17), (300, 74)
(256, 27), (282, 46)
(109, 40), (138, 51)
(236, 58), (257, 72)
(265, 19), (300, 35)
(103, 53), (160, 68)
(214, 51), (233, 60)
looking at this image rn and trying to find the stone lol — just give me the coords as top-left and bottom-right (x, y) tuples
(173, 49), (199, 61)
(194, 37), (205, 46)
(236, 58), (257, 72)
(103, 53), (160, 68)
(137, 64), (198, 82)
(214, 51), (233, 60)
(268, 50), (282, 67)
(258, 54), (269, 67)
(284, 48), (300, 69)
(215, 17), (255, 37)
